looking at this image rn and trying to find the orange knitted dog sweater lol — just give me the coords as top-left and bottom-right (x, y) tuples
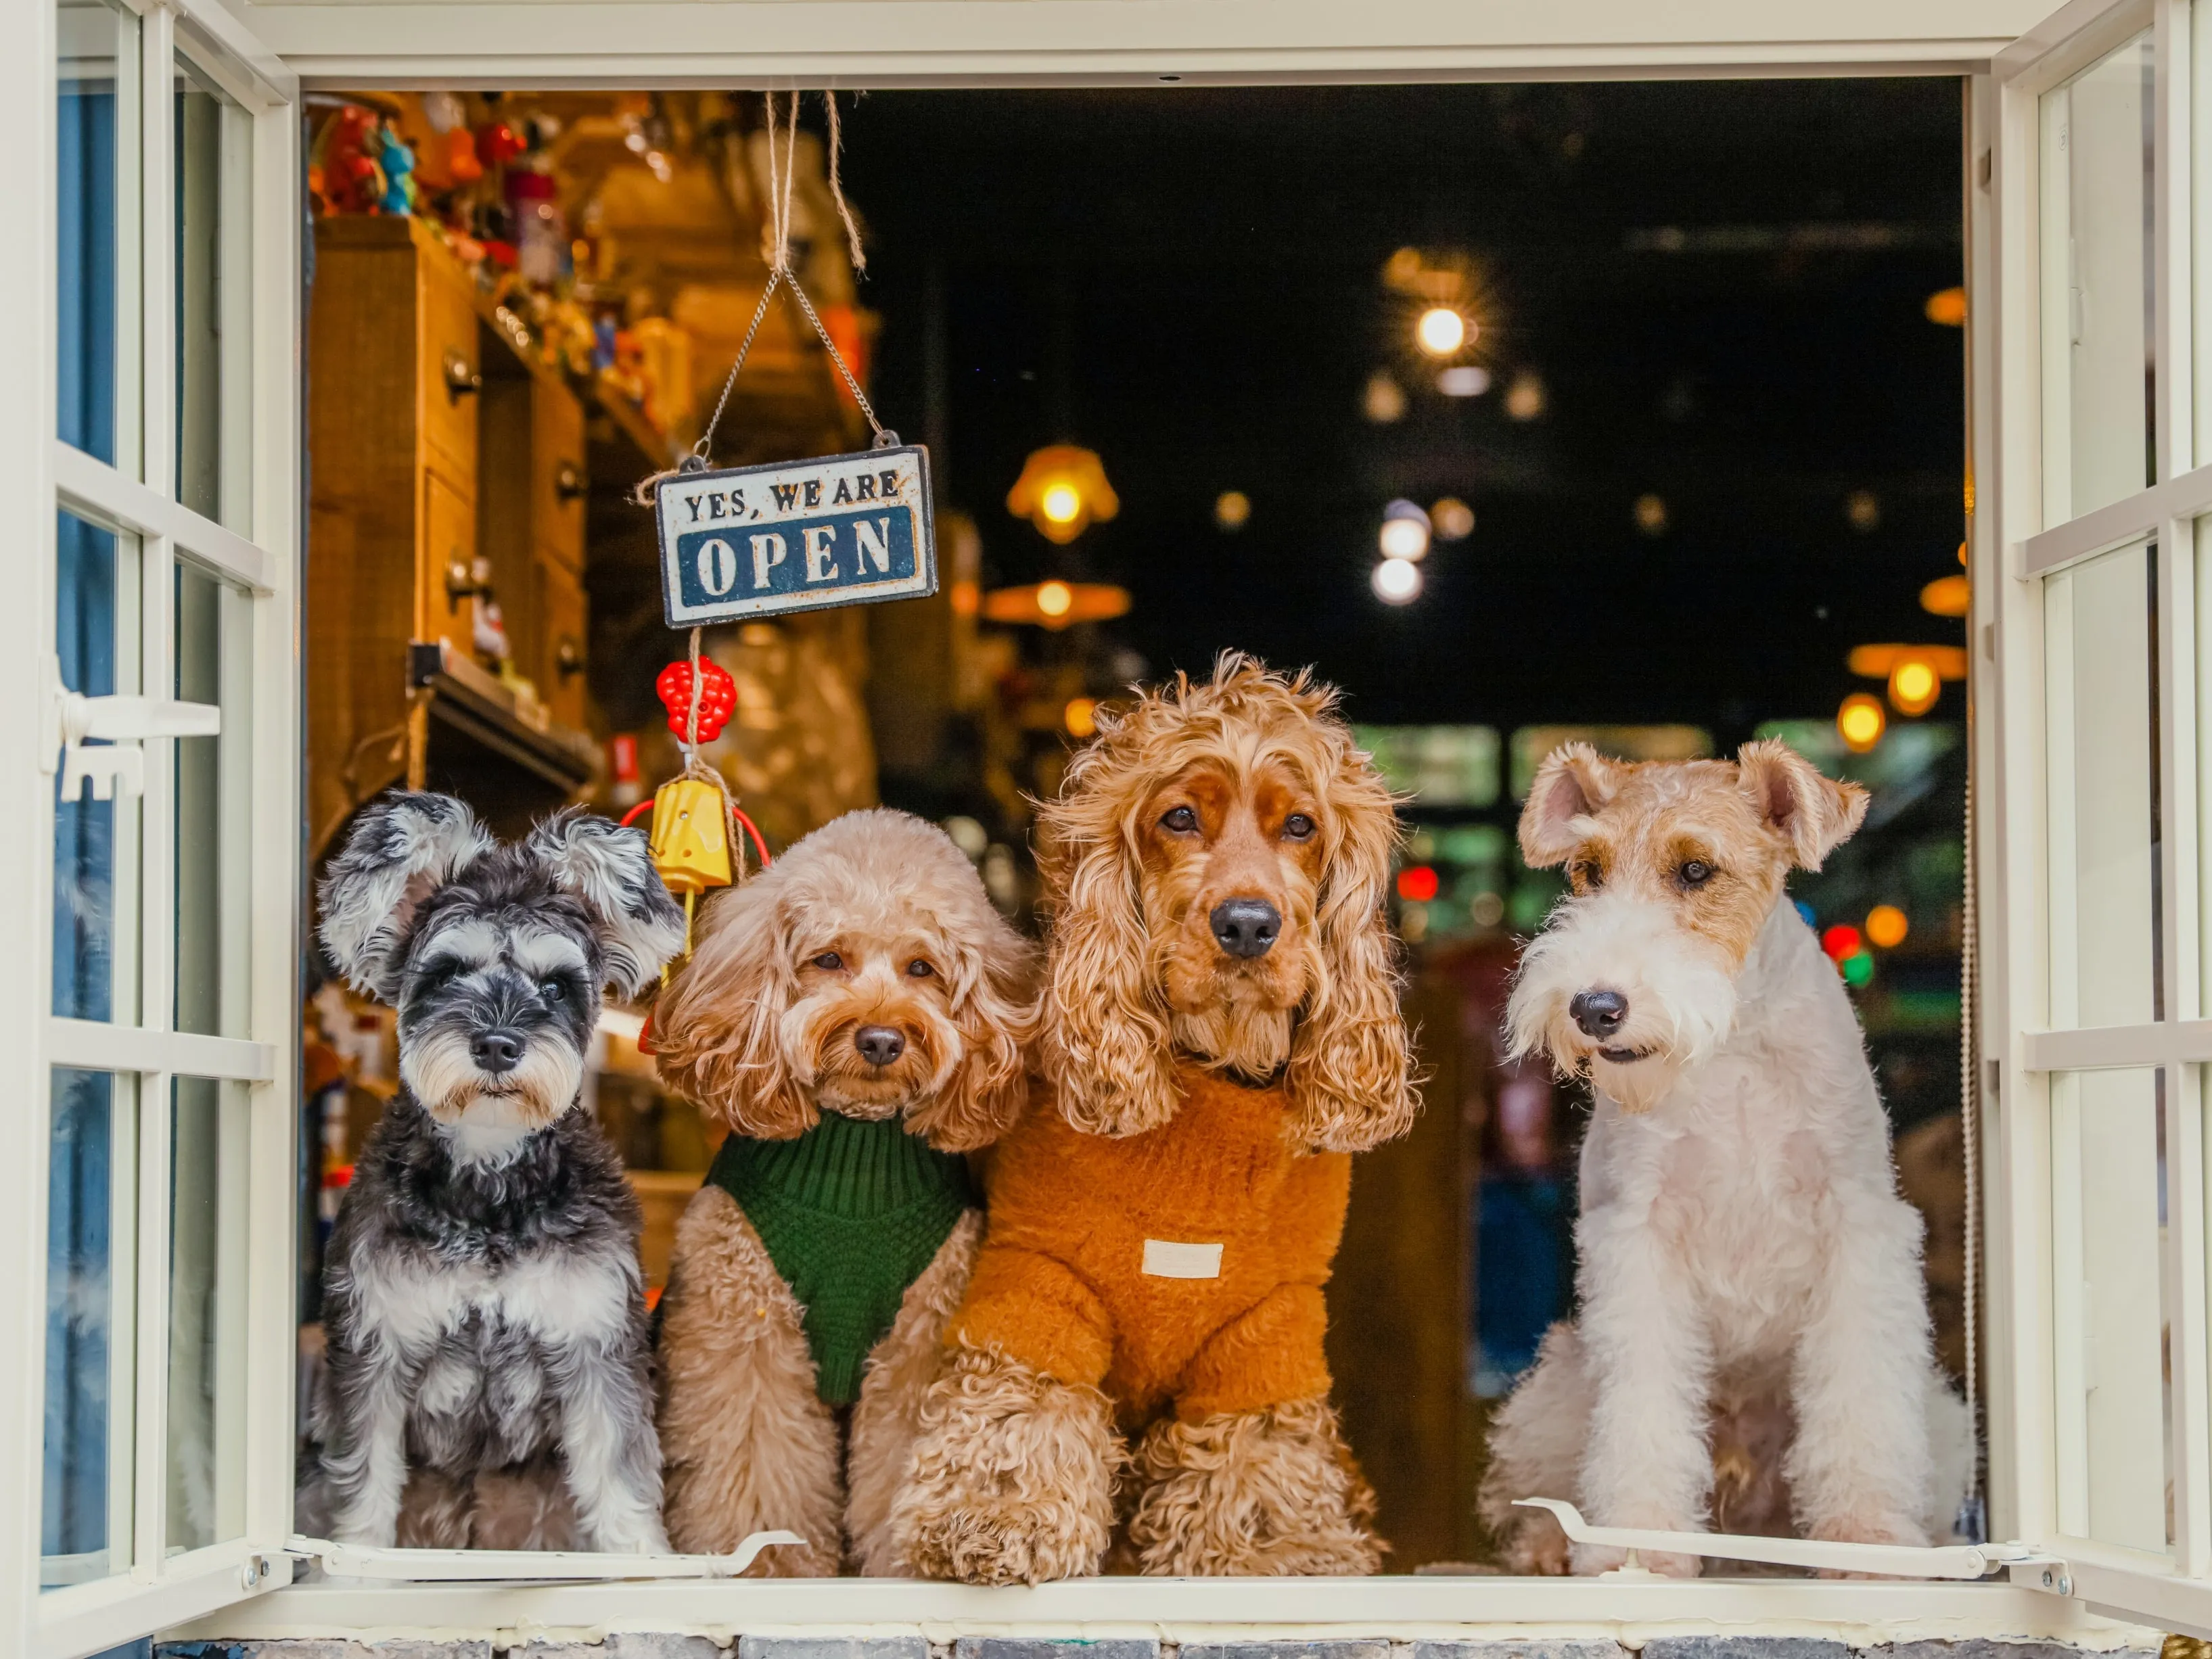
(950, 1062), (1350, 1423)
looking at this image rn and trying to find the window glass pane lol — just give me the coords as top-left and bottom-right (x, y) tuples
(175, 561), (251, 1038)
(56, 510), (139, 1025)
(167, 1077), (248, 1551)
(2044, 541), (2159, 1028)
(57, 0), (134, 466)
(173, 44), (252, 533)
(42, 1067), (134, 1587)
(2050, 1065), (2174, 1555)
(2041, 30), (2157, 523)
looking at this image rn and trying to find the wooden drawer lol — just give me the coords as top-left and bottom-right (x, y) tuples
(419, 467), (476, 646)
(417, 258), (480, 484)
(536, 549), (588, 730)
(531, 382), (587, 574)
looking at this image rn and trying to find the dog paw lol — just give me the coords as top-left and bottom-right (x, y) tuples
(890, 1347), (1118, 1584)
(1128, 1399), (1385, 1576)
(1569, 1540), (1703, 1578)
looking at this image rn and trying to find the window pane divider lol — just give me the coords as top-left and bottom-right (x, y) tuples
(2019, 469), (2212, 575)
(2022, 1020), (2212, 1069)
(45, 1017), (274, 1083)
(53, 441), (271, 594)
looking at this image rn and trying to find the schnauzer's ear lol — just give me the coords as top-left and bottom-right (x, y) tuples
(319, 792), (493, 1001)
(526, 810), (687, 998)
(1287, 743), (1419, 1153)
(1519, 743), (1619, 868)
(906, 905), (1039, 1154)
(1736, 739), (1869, 872)
(651, 876), (817, 1138)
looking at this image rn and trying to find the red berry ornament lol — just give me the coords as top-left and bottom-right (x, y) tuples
(657, 659), (737, 743)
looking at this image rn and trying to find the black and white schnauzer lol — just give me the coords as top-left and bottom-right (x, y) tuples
(304, 791), (685, 1551)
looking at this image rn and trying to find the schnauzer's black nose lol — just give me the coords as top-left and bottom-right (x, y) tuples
(855, 1025), (906, 1068)
(1211, 898), (1282, 959)
(471, 1031), (524, 1074)
(1569, 990), (1629, 1040)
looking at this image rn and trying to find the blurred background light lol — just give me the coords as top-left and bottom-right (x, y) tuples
(1380, 498), (1432, 561)
(1865, 904), (1909, 949)
(1432, 497), (1475, 540)
(1437, 365), (1492, 397)
(1006, 444), (1120, 544)
(1397, 864), (1441, 903)
(1503, 371), (1546, 421)
(1633, 493), (1669, 536)
(1887, 654), (1941, 716)
(1363, 371), (1408, 423)
(1214, 489), (1251, 531)
(1416, 306), (1469, 357)
(1373, 557), (1423, 603)
(1924, 286), (1967, 327)
(1837, 691), (1886, 752)
(1063, 696), (1099, 738)
(1920, 574), (1968, 616)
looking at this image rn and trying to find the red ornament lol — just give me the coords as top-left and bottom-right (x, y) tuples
(476, 121), (527, 165)
(657, 659), (737, 743)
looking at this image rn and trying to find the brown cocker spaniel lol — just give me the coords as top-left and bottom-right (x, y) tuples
(893, 655), (1416, 1583)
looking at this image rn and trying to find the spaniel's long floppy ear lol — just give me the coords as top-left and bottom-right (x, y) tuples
(1517, 742), (1619, 868)
(1038, 818), (1180, 1138)
(906, 909), (1040, 1153)
(1736, 739), (1868, 872)
(318, 791), (492, 1003)
(650, 873), (817, 1138)
(526, 809), (687, 998)
(1285, 755), (1418, 1152)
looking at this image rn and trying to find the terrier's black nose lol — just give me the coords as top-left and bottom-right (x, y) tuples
(855, 1025), (906, 1067)
(1210, 898), (1282, 959)
(1569, 990), (1629, 1039)
(471, 1031), (524, 1074)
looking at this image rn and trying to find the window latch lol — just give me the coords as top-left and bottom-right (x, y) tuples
(43, 655), (221, 801)
(1515, 1499), (2068, 1585)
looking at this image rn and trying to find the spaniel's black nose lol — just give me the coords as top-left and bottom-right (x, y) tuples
(471, 1031), (524, 1074)
(1569, 989), (1629, 1039)
(1210, 898), (1282, 959)
(856, 1025), (907, 1067)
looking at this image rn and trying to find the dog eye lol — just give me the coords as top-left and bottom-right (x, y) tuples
(539, 978), (566, 1002)
(906, 958), (935, 978)
(812, 952), (844, 971)
(1569, 860), (1604, 893)
(1282, 812), (1316, 841)
(1677, 859), (1715, 889)
(1159, 805), (1199, 834)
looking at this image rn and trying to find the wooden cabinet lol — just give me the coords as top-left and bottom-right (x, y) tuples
(308, 216), (595, 857)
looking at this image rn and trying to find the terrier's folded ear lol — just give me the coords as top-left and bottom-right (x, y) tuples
(526, 810), (689, 999)
(319, 791), (494, 1002)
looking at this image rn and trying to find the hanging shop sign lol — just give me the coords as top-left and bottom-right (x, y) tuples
(655, 444), (935, 627)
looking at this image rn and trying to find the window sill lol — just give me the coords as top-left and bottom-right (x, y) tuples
(167, 1573), (2155, 1649)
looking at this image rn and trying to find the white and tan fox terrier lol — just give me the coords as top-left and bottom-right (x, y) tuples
(1480, 739), (1973, 1576)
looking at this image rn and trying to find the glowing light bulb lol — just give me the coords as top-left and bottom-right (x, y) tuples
(1036, 580), (1073, 618)
(1373, 557), (1422, 604)
(1838, 692), (1886, 753)
(1379, 517), (1429, 561)
(1416, 307), (1468, 358)
(1866, 904), (1909, 950)
(1889, 655), (1939, 716)
(1040, 483), (1082, 525)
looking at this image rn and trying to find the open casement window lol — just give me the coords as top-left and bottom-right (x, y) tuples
(20, 0), (302, 1654)
(1981, 0), (2212, 1637)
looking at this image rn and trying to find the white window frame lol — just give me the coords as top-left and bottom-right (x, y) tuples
(8, 0), (2207, 1652)
(0, 0), (302, 1656)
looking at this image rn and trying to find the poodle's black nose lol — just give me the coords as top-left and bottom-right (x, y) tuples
(1569, 989), (1629, 1039)
(471, 1031), (524, 1074)
(1211, 898), (1281, 959)
(855, 1025), (906, 1067)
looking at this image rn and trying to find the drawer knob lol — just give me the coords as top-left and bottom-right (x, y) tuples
(443, 350), (483, 400)
(555, 635), (586, 679)
(555, 461), (587, 502)
(446, 555), (493, 605)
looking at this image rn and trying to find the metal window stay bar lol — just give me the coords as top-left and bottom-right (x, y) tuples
(283, 1531), (805, 1582)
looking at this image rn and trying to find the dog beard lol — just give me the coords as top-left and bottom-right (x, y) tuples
(1157, 918), (1309, 1080)
(780, 991), (964, 1118)
(400, 1027), (583, 1163)
(1505, 895), (1739, 1113)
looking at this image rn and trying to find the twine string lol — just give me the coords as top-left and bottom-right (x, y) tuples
(631, 90), (885, 506)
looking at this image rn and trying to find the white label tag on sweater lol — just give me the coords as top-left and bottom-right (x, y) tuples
(1141, 1238), (1224, 1280)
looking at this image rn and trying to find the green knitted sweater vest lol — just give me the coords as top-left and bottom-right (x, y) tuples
(705, 1111), (975, 1407)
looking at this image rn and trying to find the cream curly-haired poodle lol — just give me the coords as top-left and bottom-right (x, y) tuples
(1479, 741), (1973, 1574)
(649, 808), (1038, 1575)
(894, 655), (1417, 1583)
